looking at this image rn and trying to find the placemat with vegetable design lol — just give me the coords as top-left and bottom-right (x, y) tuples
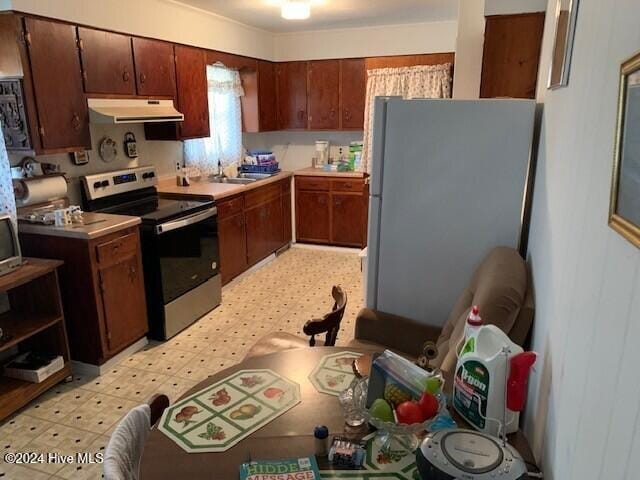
(309, 351), (363, 396)
(158, 369), (300, 453)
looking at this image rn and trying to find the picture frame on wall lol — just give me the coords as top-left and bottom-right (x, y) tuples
(548, 0), (580, 89)
(609, 51), (640, 248)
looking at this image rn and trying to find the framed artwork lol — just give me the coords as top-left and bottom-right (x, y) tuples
(548, 0), (580, 89)
(609, 52), (640, 248)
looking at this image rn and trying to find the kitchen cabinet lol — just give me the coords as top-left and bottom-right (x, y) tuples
(77, 27), (136, 95)
(217, 195), (248, 285)
(276, 61), (308, 130)
(308, 60), (340, 130)
(132, 37), (177, 97)
(258, 60), (278, 131)
(175, 45), (210, 139)
(295, 175), (368, 247)
(340, 58), (366, 129)
(245, 183), (284, 265)
(480, 13), (545, 99)
(23, 17), (91, 151)
(19, 227), (148, 365)
(281, 179), (293, 247)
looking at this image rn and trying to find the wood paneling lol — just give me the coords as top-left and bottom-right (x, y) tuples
(308, 60), (340, 130)
(365, 53), (455, 70)
(340, 58), (366, 130)
(276, 61), (307, 130)
(480, 13), (545, 99)
(132, 37), (177, 97)
(77, 27), (136, 95)
(24, 17), (90, 151)
(175, 45), (209, 139)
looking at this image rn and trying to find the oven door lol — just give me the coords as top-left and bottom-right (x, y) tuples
(155, 207), (219, 304)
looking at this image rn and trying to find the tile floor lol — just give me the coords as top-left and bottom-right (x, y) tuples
(0, 246), (362, 479)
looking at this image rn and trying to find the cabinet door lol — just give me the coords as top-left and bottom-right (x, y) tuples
(331, 193), (365, 247)
(258, 60), (278, 131)
(480, 13), (545, 99)
(78, 27), (135, 95)
(340, 58), (366, 129)
(98, 254), (148, 355)
(308, 60), (339, 130)
(246, 198), (283, 265)
(219, 212), (248, 285)
(296, 190), (330, 243)
(282, 182), (292, 246)
(175, 45), (210, 139)
(24, 18), (90, 151)
(132, 37), (177, 97)
(276, 61), (307, 130)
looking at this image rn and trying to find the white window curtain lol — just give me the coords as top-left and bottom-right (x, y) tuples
(183, 65), (244, 176)
(361, 63), (453, 173)
(0, 130), (16, 223)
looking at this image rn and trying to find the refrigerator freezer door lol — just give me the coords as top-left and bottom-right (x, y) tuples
(375, 98), (535, 325)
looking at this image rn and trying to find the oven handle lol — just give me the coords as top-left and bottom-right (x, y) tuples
(155, 207), (217, 235)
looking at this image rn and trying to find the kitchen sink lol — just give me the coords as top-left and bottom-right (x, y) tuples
(209, 172), (276, 184)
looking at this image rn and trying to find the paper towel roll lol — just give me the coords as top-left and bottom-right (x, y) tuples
(14, 176), (68, 207)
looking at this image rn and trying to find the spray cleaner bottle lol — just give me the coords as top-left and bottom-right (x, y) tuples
(453, 321), (536, 437)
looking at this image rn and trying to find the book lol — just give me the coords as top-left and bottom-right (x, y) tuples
(239, 456), (321, 480)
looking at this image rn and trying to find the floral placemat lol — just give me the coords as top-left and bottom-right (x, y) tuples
(309, 351), (363, 396)
(321, 433), (418, 480)
(158, 369), (300, 453)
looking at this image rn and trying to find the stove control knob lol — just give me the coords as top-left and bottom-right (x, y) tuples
(100, 180), (109, 187)
(93, 181), (101, 189)
(143, 172), (155, 180)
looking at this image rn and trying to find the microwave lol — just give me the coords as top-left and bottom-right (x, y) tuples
(0, 214), (22, 276)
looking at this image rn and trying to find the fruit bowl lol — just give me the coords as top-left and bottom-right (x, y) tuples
(349, 378), (448, 451)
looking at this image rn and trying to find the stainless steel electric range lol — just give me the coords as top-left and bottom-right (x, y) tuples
(81, 166), (221, 340)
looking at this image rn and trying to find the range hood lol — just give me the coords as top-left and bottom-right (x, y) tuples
(88, 98), (184, 124)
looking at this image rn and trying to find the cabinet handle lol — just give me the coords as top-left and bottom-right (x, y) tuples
(344, 110), (352, 121)
(140, 73), (147, 84)
(335, 200), (342, 206)
(71, 113), (81, 130)
(330, 109), (336, 118)
(297, 110), (304, 120)
(123, 70), (130, 82)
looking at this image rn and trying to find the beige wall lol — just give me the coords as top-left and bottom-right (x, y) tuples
(485, 0), (547, 16)
(452, 0), (485, 98)
(273, 20), (458, 61)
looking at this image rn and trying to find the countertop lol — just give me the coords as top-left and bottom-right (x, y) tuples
(293, 167), (366, 178)
(157, 171), (293, 201)
(18, 212), (141, 240)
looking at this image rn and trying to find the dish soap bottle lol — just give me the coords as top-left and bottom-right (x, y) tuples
(453, 324), (536, 437)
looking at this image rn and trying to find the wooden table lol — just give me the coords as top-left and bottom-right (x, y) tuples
(141, 347), (540, 479)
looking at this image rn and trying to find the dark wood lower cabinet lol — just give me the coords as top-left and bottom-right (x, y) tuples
(19, 227), (148, 365)
(295, 176), (368, 248)
(217, 178), (292, 285)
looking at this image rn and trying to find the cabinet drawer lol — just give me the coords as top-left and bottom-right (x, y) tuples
(245, 183), (281, 209)
(331, 179), (364, 192)
(296, 177), (330, 191)
(96, 232), (138, 265)
(217, 195), (244, 218)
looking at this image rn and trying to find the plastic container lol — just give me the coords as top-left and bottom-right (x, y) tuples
(239, 164), (280, 174)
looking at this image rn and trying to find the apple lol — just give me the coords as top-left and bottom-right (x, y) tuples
(369, 398), (394, 423)
(417, 392), (439, 420)
(424, 377), (442, 395)
(395, 401), (425, 425)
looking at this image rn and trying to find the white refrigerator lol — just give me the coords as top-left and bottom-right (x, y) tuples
(366, 97), (536, 326)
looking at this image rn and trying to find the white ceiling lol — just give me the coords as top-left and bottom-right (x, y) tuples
(176, 0), (459, 33)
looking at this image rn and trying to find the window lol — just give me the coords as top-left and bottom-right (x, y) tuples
(183, 65), (244, 175)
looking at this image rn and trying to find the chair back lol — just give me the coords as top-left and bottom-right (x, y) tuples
(104, 394), (169, 480)
(303, 286), (347, 347)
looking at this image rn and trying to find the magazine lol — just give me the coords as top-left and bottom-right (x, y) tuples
(239, 456), (321, 480)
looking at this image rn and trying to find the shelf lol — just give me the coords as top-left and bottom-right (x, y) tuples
(0, 362), (72, 421)
(0, 311), (64, 353)
(0, 258), (63, 293)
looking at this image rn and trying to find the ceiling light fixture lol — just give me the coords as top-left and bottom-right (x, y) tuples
(281, 0), (311, 20)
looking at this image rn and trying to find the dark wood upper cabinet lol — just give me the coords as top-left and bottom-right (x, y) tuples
(276, 61), (307, 130)
(258, 60), (278, 131)
(77, 27), (135, 95)
(132, 37), (177, 97)
(340, 58), (366, 130)
(308, 60), (340, 130)
(174, 45), (209, 139)
(23, 17), (90, 151)
(480, 13), (545, 99)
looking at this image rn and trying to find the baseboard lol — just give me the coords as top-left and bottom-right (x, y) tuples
(71, 337), (149, 376)
(292, 243), (362, 254)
